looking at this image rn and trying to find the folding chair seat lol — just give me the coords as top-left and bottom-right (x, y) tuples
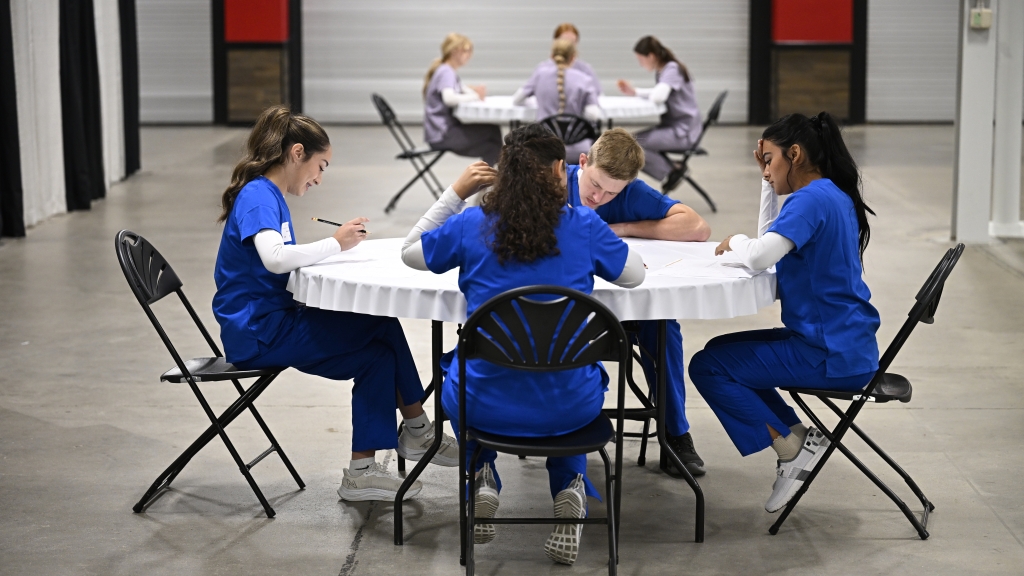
(458, 286), (628, 576)
(371, 93), (447, 213)
(115, 230), (304, 518)
(770, 243), (965, 540)
(539, 114), (599, 163)
(658, 90), (728, 213)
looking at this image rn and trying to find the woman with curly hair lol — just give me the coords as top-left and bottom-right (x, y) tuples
(401, 124), (645, 565)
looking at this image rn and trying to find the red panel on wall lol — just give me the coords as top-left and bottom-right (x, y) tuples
(225, 0), (289, 43)
(772, 0), (853, 44)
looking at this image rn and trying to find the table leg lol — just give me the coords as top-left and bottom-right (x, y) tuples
(395, 320), (446, 546)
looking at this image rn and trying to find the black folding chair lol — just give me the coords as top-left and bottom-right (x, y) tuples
(770, 243), (965, 539)
(539, 114), (599, 163)
(115, 230), (304, 517)
(458, 286), (627, 576)
(659, 90), (728, 213)
(371, 93), (447, 214)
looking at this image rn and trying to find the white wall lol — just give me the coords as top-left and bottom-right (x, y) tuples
(866, 0), (961, 122)
(10, 0), (66, 227)
(137, 0), (212, 122)
(304, 0), (749, 124)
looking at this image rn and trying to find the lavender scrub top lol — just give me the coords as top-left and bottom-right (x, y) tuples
(423, 63), (463, 144)
(657, 61), (702, 142)
(571, 58), (602, 95)
(520, 59), (600, 119)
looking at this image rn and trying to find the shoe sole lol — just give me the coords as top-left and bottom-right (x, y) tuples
(396, 442), (459, 467)
(337, 483), (421, 502)
(765, 434), (830, 513)
(666, 461), (706, 477)
(545, 490), (585, 565)
(473, 490), (499, 544)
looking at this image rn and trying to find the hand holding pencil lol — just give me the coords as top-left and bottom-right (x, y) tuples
(315, 216), (369, 251)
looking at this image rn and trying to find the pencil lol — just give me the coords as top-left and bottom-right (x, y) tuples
(311, 217), (343, 227)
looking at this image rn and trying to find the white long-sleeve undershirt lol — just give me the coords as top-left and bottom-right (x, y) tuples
(441, 87), (480, 107)
(725, 179), (794, 271)
(401, 187), (645, 288)
(635, 83), (672, 105)
(253, 229), (340, 275)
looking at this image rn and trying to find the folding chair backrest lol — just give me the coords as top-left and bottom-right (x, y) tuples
(460, 285), (628, 371)
(873, 243), (965, 380)
(686, 90), (728, 153)
(539, 115), (599, 146)
(371, 93), (419, 155)
(115, 230), (223, 368)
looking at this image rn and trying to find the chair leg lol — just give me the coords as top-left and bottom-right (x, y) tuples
(683, 175), (717, 213)
(465, 445), (483, 576)
(385, 153), (445, 214)
(599, 448), (618, 575)
(230, 377), (304, 490)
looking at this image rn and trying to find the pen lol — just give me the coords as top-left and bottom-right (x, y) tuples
(312, 217), (368, 234)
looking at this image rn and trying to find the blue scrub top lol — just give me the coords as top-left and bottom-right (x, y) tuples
(768, 178), (880, 377)
(423, 205), (629, 437)
(566, 164), (678, 224)
(213, 176), (297, 363)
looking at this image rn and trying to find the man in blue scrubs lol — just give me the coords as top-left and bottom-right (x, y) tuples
(567, 128), (712, 475)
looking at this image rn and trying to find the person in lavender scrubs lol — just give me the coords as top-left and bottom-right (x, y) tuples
(553, 23), (602, 96)
(618, 36), (702, 192)
(513, 39), (602, 163)
(423, 33), (503, 166)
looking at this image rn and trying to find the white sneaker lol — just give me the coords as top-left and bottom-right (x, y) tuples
(765, 426), (830, 513)
(473, 463), (500, 544)
(337, 462), (421, 502)
(545, 474), (587, 565)
(397, 424), (460, 467)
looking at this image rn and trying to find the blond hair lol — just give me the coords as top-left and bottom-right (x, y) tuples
(587, 128), (644, 181)
(423, 33), (473, 98)
(553, 23), (580, 40)
(551, 39), (576, 115)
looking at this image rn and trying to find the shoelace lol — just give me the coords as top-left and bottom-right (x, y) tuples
(671, 433), (696, 454)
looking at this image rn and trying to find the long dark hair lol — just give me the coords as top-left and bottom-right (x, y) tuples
(480, 124), (566, 264)
(633, 35), (690, 82)
(217, 105), (330, 223)
(762, 111), (875, 260)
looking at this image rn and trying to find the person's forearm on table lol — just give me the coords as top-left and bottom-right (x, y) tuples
(610, 211), (711, 242)
(254, 229), (340, 274)
(401, 186), (467, 270)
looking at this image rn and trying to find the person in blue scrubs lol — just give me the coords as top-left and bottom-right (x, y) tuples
(402, 125), (646, 566)
(212, 106), (459, 504)
(566, 128), (711, 477)
(690, 112), (879, 513)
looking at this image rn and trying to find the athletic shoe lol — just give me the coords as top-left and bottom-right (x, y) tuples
(397, 424), (460, 467)
(765, 426), (830, 513)
(545, 474), (587, 565)
(337, 462), (421, 502)
(473, 463), (500, 544)
(662, 166), (685, 193)
(665, 432), (706, 477)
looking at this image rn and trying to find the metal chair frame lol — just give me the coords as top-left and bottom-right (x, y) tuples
(371, 93), (447, 214)
(658, 90), (728, 213)
(539, 114), (599, 146)
(770, 244), (965, 539)
(115, 230), (304, 518)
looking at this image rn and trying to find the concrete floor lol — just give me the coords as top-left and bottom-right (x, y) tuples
(1, 123), (1023, 575)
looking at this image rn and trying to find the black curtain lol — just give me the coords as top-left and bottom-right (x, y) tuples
(119, 0), (140, 176)
(60, 0), (106, 211)
(0, 0), (25, 237)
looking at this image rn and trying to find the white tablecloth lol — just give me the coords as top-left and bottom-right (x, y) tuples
(288, 238), (776, 324)
(455, 95), (666, 124)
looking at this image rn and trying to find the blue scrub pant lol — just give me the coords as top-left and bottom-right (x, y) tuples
(688, 329), (873, 457)
(236, 307), (424, 453)
(633, 320), (689, 437)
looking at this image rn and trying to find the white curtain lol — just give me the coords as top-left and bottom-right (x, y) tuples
(94, 0), (126, 187)
(10, 0), (66, 227)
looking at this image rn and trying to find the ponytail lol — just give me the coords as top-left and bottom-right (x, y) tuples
(633, 35), (690, 83)
(480, 124), (566, 264)
(762, 111), (875, 260)
(550, 39), (577, 115)
(218, 105), (330, 223)
(423, 33), (473, 98)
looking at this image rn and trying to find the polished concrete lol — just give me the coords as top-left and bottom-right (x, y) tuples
(1, 124), (1023, 575)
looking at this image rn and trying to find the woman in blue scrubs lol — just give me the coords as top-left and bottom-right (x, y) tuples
(402, 125), (645, 565)
(689, 112), (879, 513)
(212, 106), (459, 504)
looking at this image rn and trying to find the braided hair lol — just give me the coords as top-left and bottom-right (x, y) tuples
(762, 111), (876, 260)
(633, 35), (690, 82)
(480, 124), (567, 264)
(551, 39), (577, 115)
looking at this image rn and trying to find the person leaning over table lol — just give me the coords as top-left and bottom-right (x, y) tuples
(565, 127), (712, 477)
(690, 112), (880, 513)
(211, 105), (460, 504)
(553, 22), (603, 96)
(617, 35), (702, 193)
(512, 38), (602, 163)
(401, 124), (645, 566)
(423, 32), (503, 166)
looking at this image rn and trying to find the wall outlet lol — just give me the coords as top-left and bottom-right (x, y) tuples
(970, 7), (993, 30)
